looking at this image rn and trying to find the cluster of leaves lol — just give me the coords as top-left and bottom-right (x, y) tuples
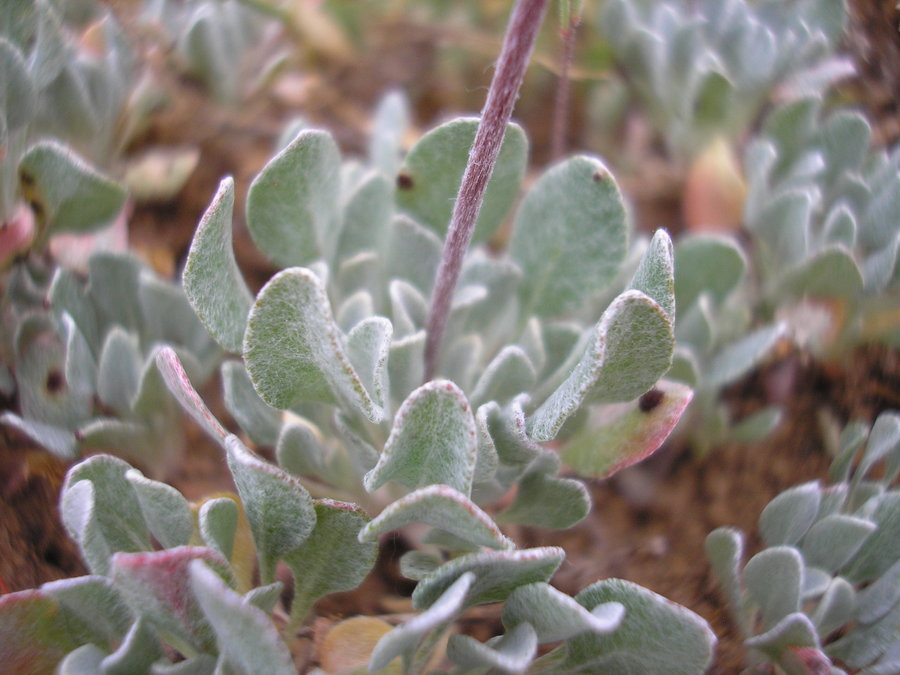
(1, 250), (219, 471)
(596, 0), (850, 160)
(157, 88), (712, 669)
(707, 411), (900, 674)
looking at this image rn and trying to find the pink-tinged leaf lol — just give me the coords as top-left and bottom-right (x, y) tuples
(0, 204), (35, 268)
(110, 546), (232, 654)
(156, 347), (227, 444)
(562, 379), (692, 478)
(0, 590), (80, 675)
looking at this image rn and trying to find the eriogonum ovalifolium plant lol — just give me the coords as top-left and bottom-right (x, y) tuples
(0, 0), (719, 671)
(707, 411), (900, 674)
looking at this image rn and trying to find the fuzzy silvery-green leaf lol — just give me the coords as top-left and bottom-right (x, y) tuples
(692, 71), (734, 130)
(389, 279), (428, 338)
(57, 643), (106, 675)
(111, 547), (231, 655)
(440, 334), (482, 393)
(18, 141), (126, 244)
(470, 346), (536, 407)
(59, 313), (95, 399)
(225, 435), (316, 583)
(496, 467), (590, 530)
(830, 420), (870, 484)
(284, 499), (378, 623)
(334, 171), (393, 265)
(183, 177), (252, 353)
(674, 296), (714, 354)
(189, 560), (295, 675)
(730, 406), (783, 442)
(856, 559), (900, 624)
(384, 216), (443, 296)
(336, 291), (374, 333)
(369, 90), (409, 178)
(0, 590), (81, 674)
(395, 117), (527, 244)
(629, 230), (675, 321)
(800, 513), (876, 573)
(674, 235), (746, 310)
(529, 290), (674, 442)
(364, 380), (477, 495)
(706, 323), (785, 389)
(562, 379), (692, 479)
(156, 347), (228, 443)
(810, 576), (856, 637)
(745, 546), (804, 629)
(222, 360), (281, 448)
(245, 129), (340, 268)
(359, 484), (513, 550)
(335, 251), (380, 300)
(484, 398), (541, 475)
(41, 575), (132, 649)
(827, 599), (900, 670)
(125, 469), (193, 549)
(345, 316), (392, 415)
(745, 612), (820, 662)
(333, 411), (381, 478)
(760, 481), (822, 546)
(754, 190), (812, 268)
(855, 412), (900, 485)
(400, 551), (443, 581)
(447, 622), (538, 674)
(802, 566), (832, 600)
(275, 419), (330, 480)
(61, 455), (151, 575)
(101, 615), (164, 675)
(411, 547), (565, 611)
(510, 155), (627, 318)
(87, 253), (143, 337)
(705, 528), (746, 630)
(843, 492), (900, 583)
(369, 571), (475, 672)
(199, 497), (239, 562)
(243, 267), (383, 422)
(245, 582), (284, 616)
(0, 38), (35, 131)
(781, 246), (863, 298)
(0, 413), (77, 459)
(502, 582), (624, 644)
(49, 268), (102, 355)
(540, 578), (715, 674)
(456, 253), (522, 349)
(97, 328), (142, 416)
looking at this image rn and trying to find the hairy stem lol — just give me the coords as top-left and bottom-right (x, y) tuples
(424, 0), (550, 381)
(550, 10), (581, 160)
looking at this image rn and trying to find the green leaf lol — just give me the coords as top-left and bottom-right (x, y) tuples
(101, 616), (164, 675)
(629, 230), (675, 320)
(156, 347), (228, 444)
(843, 492), (900, 583)
(781, 246), (864, 298)
(706, 323), (785, 389)
(18, 141), (126, 245)
(225, 435), (316, 584)
(41, 575), (132, 648)
(369, 90), (409, 178)
(345, 316), (392, 416)
(96, 328), (142, 416)
(364, 380), (477, 495)
(745, 613), (820, 665)
(827, 599), (900, 669)
(396, 117), (527, 244)
(369, 572), (475, 671)
(110, 547), (232, 655)
(810, 577), (856, 637)
(544, 579), (715, 674)
(199, 497), (239, 561)
(189, 560), (296, 675)
(58, 644), (106, 675)
(245, 129), (340, 267)
(800, 514), (876, 573)
(243, 267), (384, 422)
(759, 481), (822, 546)
(0, 38), (35, 131)
(510, 155), (628, 318)
(529, 291), (674, 441)
(87, 253), (142, 336)
(384, 215), (443, 296)
(359, 484), (513, 550)
(503, 582), (624, 643)
(284, 499), (378, 624)
(183, 177), (253, 353)
(125, 469), (193, 549)
(674, 235), (746, 310)
(745, 546), (803, 629)
(470, 346), (536, 407)
(0, 413), (77, 459)
(447, 622), (538, 673)
(388, 331), (425, 404)
(221, 361), (282, 448)
(334, 171), (393, 265)
(411, 547), (565, 611)
(61, 455), (151, 575)
(496, 468), (590, 530)
(705, 528), (746, 632)
(275, 419), (331, 480)
(562, 379), (692, 478)
(856, 558), (900, 624)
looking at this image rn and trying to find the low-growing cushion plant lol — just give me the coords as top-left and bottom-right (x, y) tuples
(707, 410), (900, 674)
(0, 1), (719, 672)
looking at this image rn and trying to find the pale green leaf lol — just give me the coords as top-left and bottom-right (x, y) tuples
(125, 469), (193, 549)
(221, 360), (282, 448)
(470, 346), (536, 407)
(674, 235), (746, 309)
(510, 155), (627, 318)
(760, 481), (822, 546)
(96, 328), (142, 416)
(183, 177), (253, 353)
(496, 469), (590, 530)
(801, 514), (876, 573)
(745, 546), (803, 629)
(364, 380), (476, 495)
(369, 90), (409, 178)
(199, 497), (239, 561)
(395, 118), (526, 244)
(245, 129), (340, 268)
(503, 582), (624, 643)
(706, 323), (785, 389)
(384, 215), (443, 296)
(447, 622), (538, 674)
(629, 229), (675, 320)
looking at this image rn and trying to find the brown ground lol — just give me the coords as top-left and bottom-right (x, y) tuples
(1, 1), (898, 672)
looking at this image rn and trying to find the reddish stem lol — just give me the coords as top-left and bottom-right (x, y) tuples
(424, 0), (550, 381)
(550, 13), (581, 160)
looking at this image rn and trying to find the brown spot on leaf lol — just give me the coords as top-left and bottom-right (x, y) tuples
(19, 170), (35, 187)
(396, 172), (414, 190)
(639, 388), (664, 412)
(592, 169), (608, 182)
(45, 370), (65, 395)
